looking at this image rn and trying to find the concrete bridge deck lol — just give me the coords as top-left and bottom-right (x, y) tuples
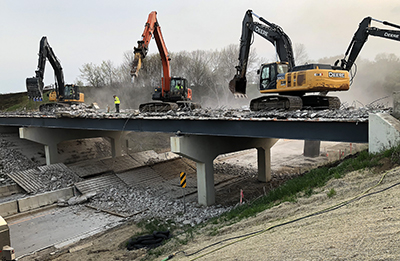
(0, 115), (368, 142)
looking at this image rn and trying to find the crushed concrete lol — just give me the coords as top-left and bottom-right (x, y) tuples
(0, 103), (392, 122)
(87, 183), (231, 227)
(0, 135), (37, 186)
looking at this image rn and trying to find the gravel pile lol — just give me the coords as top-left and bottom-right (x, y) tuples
(88, 184), (231, 227)
(33, 167), (83, 193)
(0, 135), (37, 186)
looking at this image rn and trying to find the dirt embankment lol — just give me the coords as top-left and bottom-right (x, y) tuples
(173, 164), (400, 261)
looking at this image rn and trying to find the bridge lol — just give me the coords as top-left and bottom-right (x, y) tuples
(0, 104), (399, 206)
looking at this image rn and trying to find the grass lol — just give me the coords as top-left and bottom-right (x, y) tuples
(327, 188), (337, 198)
(0, 91), (52, 112)
(210, 146), (399, 226)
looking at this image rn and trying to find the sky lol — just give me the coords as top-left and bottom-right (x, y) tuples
(1, 0), (400, 94)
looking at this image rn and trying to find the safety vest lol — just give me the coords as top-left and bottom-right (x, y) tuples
(114, 96), (120, 104)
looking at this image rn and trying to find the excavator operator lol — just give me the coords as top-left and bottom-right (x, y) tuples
(174, 82), (183, 92)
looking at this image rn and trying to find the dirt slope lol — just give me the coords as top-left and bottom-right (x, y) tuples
(173, 165), (400, 261)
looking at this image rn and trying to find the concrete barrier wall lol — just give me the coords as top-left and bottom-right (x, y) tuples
(0, 201), (18, 217)
(17, 187), (74, 213)
(369, 113), (400, 153)
(0, 185), (22, 197)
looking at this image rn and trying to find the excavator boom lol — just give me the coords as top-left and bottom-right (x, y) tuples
(229, 10), (295, 97)
(337, 17), (400, 71)
(26, 37), (65, 100)
(131, 11), (171, 95)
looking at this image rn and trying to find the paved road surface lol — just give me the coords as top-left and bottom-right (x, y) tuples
(7, 205), (123, 258)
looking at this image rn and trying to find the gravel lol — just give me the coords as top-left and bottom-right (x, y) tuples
(33, 167), (83, 193)
(0, 134), (37, 186)
(88, 184), (231, 227)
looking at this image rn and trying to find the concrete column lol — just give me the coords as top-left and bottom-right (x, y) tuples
(44, 144), (59, 166)
(19, 127), (126, 165)
(303, 140), (321, 157)
(171, 135), (278, 206)
(393, 91), (400, 119)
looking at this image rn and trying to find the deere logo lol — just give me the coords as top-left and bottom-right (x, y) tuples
(329, 72), (345, 78)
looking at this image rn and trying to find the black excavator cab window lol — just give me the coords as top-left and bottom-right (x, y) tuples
(260, 63), (276, 90)
(171, 78), (187, 91)
(259, 62), (288, 90)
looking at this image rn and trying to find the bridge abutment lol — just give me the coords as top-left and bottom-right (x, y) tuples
(19, 127), (126, 165)
(171, 135), (278, 206)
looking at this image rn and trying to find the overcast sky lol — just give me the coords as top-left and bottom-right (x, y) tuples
(1, 0), (400, 94)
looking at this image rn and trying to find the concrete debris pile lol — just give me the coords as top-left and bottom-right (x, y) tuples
(0, 103), (392, 122)
(89, 184), (231, 226)
(0, 135), (37, 186)
(215, 162), (258, 177)
(33, 167), (83, 193)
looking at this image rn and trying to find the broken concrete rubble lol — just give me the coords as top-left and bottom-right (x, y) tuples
(0, 102), (392, 122)
(87, 183), (231, 226)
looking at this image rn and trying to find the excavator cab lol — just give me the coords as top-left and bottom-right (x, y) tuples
(258, 62), (288, 91)
(151, 77), (190, 102)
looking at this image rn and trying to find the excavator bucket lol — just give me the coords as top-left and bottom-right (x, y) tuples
(26, 77), (44, 100)
(228, 75), (247, 98)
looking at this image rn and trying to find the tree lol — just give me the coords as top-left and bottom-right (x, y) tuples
(294, 43), (309, 65)
(79, 63), (104, 87)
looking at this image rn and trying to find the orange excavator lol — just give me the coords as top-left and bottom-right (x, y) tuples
(131, 11), (200, 112)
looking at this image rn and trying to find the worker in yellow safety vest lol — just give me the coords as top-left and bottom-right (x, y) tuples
(113, 95), (120, 113)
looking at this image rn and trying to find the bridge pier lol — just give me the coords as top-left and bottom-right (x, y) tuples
(171, 135), (278, 206)
(303, 140), (321, 157)
(19, 127), (126, 165)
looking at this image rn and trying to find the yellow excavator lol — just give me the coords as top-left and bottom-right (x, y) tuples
(229, 10), (350, 111)
(26, 36), (84, 111)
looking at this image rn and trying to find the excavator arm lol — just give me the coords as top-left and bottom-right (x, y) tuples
(131, 11), (171, 95)
(26, 36), (66, 100)
(229, 10), (295, 96)
(337, 17), (400, 71)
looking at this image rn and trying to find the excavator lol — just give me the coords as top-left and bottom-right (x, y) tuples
(335, 16), (400, 71)
(229, 10), (350, 111)
(26, 36), (84, 111)
(131, 11), (200, 112)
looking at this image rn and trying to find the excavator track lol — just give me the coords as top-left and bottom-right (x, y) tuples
(139, 102), (179, 113)
(250, 95), (303, 111)
(39, 102), (71, 112)
(301, 95), (341, 110)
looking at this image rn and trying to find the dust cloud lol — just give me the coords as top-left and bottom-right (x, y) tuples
(319, 55), (396, 108)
